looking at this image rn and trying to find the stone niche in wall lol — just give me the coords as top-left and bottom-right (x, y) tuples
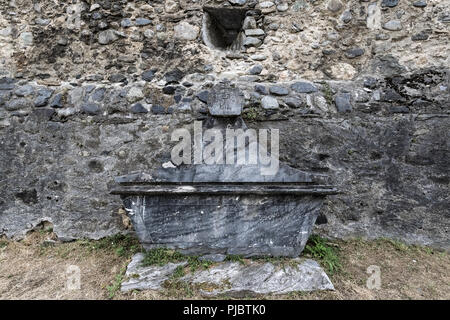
(202, 6), (264, 52)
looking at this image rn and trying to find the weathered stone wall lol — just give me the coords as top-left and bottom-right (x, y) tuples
(0, 0), (448, 249)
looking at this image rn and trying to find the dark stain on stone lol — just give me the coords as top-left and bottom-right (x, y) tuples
(315, 213), (328, 225)
(88, 159), (104, 173)
(15, 189), (38, 204)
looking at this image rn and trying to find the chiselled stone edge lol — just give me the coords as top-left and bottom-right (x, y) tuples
(113, 163), (331, 184)
(110, 183), (339, 195)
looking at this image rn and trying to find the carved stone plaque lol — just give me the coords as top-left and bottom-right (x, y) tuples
(207, 83), (244, 117)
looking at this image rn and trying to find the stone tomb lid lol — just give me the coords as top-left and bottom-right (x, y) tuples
(111, 164), (338, 195)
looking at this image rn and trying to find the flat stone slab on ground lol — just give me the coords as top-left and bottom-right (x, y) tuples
(121, 253), (334, 296)
(121, 253), (187, 292)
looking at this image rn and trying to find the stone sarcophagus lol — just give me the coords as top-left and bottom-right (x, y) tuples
(111, 165), (337, 257)
(111, 82), (338, 257)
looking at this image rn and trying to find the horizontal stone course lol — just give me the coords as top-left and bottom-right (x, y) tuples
(0, 68), (447, 118)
